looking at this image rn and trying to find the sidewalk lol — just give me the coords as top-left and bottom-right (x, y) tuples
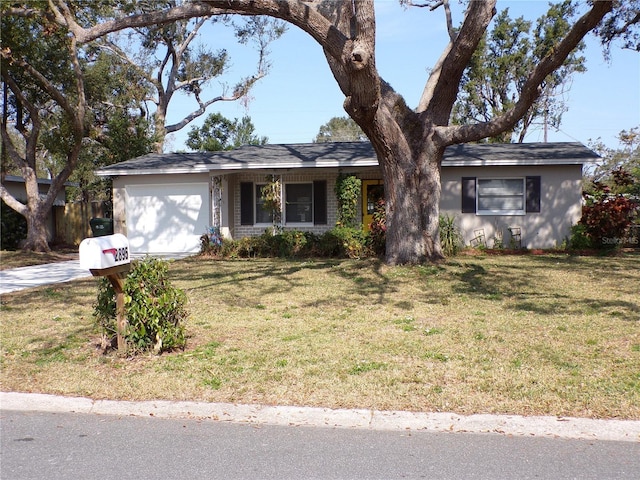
(0, 260), (91, 294)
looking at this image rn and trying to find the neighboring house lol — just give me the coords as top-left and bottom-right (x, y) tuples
(1, 175), (70, 243)
(96, 142), (599, 256)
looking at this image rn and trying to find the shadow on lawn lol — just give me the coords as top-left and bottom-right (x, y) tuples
(450, 254), (639, 319)
(172, 256), (398, 306)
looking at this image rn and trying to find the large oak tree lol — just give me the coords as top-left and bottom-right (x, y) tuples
(48, 0), (629, 263)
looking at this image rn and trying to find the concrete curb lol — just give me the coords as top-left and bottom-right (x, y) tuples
(2, 392), (638, 443)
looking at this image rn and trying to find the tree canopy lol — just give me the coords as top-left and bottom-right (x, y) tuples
(313, 116), (367, 143)
(186, 113), (267, 151)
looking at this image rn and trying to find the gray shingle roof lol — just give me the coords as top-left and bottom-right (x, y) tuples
(97, 141), (599, 176)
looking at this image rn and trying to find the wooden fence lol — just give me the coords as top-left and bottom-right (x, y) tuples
(54, 201), (111, 246)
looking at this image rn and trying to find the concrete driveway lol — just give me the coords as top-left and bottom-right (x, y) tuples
(0, 260), (91, 294)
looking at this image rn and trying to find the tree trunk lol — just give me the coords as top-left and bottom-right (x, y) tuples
(22, 205), (51, 252)
(153, 108), (167, 153)
(370, 131), (445, 265)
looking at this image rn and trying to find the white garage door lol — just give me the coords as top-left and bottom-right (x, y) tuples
(126, 183), (209, 256)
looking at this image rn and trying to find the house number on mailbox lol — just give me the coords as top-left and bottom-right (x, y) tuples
(103, 247), (129, 262)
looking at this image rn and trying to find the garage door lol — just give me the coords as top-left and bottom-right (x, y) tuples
(126, 183), (209, 256)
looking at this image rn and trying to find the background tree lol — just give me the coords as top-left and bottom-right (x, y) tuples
(186, 113), (267, 151)
(314, 116), (367, 143)
(69, 46), (157, 203)
(1, 5), (88, 251)
(588, 127), (640, 196)
(44, 0), (637, 264)
(99, 1), (285, 152)
(452, 2), (586, 143)
(596, 0), (640, 58)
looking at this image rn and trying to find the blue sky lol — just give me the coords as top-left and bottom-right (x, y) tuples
(164, 1), (640, 152)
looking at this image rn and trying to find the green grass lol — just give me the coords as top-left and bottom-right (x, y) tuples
(1, 252), (639, 419)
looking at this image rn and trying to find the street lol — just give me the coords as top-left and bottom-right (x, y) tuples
(2, 409), (639, 480)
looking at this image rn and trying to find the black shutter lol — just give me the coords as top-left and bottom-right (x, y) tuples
(240, 182), (254, 225)
(461, 177), (476, 213)
(313, 180), (327, 225)
(526, 176), (541, 213)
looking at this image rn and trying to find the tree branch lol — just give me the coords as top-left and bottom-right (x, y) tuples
(418, 0), (496, 120)
(437, 1), (615, 145)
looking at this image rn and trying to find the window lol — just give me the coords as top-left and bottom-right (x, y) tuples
(285, 183), (313, 223)
(461, 176), (541, 215)
(477, 178), (525, 214)
(255, 184), (274, 224)
(240, 180), (327, 226)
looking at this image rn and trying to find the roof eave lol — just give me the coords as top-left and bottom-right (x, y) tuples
(442, 158), (597, 167)
(96, 159), (381, 177)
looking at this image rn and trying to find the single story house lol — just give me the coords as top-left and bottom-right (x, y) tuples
(96, 142), (599, 256)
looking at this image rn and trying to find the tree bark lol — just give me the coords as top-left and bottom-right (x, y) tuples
(22, 205), (51, 252)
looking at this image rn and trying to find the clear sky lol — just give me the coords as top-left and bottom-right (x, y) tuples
(164, 0), (640, 152)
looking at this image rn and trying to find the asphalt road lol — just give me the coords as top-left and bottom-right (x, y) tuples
(2, 409), (639, 480)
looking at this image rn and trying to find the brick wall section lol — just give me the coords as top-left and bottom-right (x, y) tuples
(231, 171), (338, 238)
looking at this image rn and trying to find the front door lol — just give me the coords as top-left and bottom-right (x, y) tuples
(362, 180), (384, 231)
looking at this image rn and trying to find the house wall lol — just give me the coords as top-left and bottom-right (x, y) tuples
(440, 165), (583, 249)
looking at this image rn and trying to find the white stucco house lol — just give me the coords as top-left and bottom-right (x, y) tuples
(96, 142), (599, 256)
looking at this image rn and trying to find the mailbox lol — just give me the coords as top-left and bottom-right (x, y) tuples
(79, 233), (130, 352)
(79, 233), (130, 272)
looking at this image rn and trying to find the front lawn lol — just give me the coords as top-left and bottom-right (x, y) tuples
(1, 253), (638, 419)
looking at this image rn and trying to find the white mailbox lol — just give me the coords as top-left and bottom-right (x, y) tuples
(79, 233), (130, 272)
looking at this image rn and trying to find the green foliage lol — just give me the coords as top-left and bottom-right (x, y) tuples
(186, 113), (234, 151)
(334, 174), (361, 227)
(94, 258), (188, 354)
(453, 2), (586, 142)
(588, 127), (640, 196)
(596, 0), (640, 58)
(186, 113), (268, 151)
(439, 214), (463, 256)
(323, 227), (371, 259)
(0, 200), (27, 250)
(314, 116), (367, 143)
(567, 224), (593, 250)
(199, 227), (374, 259)
(368, 199), (386, 256)
(259, 175), (282, 227)
(578, 172), (639, 249)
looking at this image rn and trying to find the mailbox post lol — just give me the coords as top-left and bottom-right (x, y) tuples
(79, 234), (131, 352)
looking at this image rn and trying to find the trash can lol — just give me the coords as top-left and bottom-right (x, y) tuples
(89, 217), (114, 237)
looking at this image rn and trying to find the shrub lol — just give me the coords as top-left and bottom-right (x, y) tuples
(579, 179), (638, 249)
(568, 223), (593, 250)
(335, 174), (361, 227)
(200, 227), (224, 256)
(94, 257), (188, 354)
(321, 227), (370, 258)
(439, 214), (463, 256)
